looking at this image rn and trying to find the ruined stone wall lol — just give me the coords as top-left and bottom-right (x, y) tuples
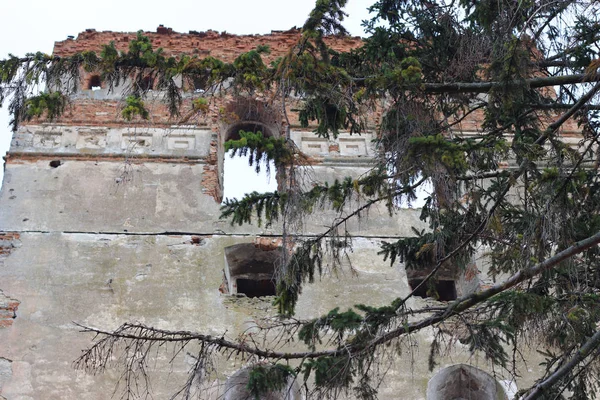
(0, 27), (558, 400)
(53, 27), (363, 62)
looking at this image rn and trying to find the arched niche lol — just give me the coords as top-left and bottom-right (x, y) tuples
(225, 120), (276, 142)
(223, 365), (302, 400)
(427, 364), (508, 400)
(221, 97), (281, 141)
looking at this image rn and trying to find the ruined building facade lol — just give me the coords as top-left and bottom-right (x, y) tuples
(0, 27), (582, 400)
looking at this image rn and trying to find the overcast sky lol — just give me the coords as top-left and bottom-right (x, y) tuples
(0, 0), (373, 188)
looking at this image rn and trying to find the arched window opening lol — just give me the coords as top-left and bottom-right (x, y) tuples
(222, 122), (277, 203)
(222, 242), (280, 298)
(224, 365), (301, 400)
(88, 75), (102, 91)
(426, 364), (509, 400)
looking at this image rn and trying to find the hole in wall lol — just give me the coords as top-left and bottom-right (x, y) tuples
(236, 278), (276, 298)
(49, 160), (62, 168)
(140, 76), (154, 91)
(190, 75), (207, 93)
(226, 122), (264, 141)
(223, 242), (280, 298)
(88, 75), (102, 91)
(409, 279), (457, 301)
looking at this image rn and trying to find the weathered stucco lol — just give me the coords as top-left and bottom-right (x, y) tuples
(0, 27), (556, 400)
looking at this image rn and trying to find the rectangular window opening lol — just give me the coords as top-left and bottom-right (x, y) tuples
(409, 279), (457, 301)
(236, 278), (276, 298)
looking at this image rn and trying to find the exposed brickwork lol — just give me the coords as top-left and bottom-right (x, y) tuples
(464, 262), (480, 282)
(254, 237), (283, 251)
(0, 290), (19, 329)
(0, 233), (20, 256)
(39, 97), (197, 127)
(53, 27), (363, 63)
(23, 26), (579, 137)
(24, 92), (315, 130)
(17, 27), (585, 206)
(200, 134), (222, 202)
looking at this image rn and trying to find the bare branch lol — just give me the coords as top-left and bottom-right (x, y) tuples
(522, 329), (600, 400)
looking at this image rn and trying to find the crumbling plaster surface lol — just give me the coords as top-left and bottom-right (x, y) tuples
(0, 25), (568, 400)
(0, 156), (545, 399)
(0, 160), (425, 236)
(0, 150), (547, 399)
(10, 125), (214, 158)
(0, 232), (422, 399)
(223, 366), (302, 400)
(0, 230), (539, 399)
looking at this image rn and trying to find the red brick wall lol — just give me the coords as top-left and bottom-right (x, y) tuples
(53, 27), (363, 63)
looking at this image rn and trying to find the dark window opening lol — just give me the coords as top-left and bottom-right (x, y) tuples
(191, 75), (207, 93)
(236, 278), (276, 298)
(223, 242), (280, 298)
(409, 279), (457, 301)
(49, 160), (62, 168)
(226, 122), (268, 141)
(88, 75), (102, 90)
(140, 76), (154, 91)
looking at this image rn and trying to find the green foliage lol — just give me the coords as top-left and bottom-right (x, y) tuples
(275, 240), (323, 316)
(408, 134), (469, 173)
(246, 364), (295, 400)
(121, 95), (149, 121)
(220, 191), (284, 227)
(303, 356), (353, 389)
(4, 0), (600, 397)
(232, 46), (270, 91)
(192, 97), (208, 112)
(224, 130), (292, 173)
(299, 308), (363, 350)
(299, 96), (349, 137)
(304, 0), (348, 34)
(21, 92), (67, 121)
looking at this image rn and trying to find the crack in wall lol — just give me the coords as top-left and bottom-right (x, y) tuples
(0, 229), (406, 240)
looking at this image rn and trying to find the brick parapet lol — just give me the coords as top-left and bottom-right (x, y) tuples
(53, 27), (363, 63)
(43, 27), (583, 138)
